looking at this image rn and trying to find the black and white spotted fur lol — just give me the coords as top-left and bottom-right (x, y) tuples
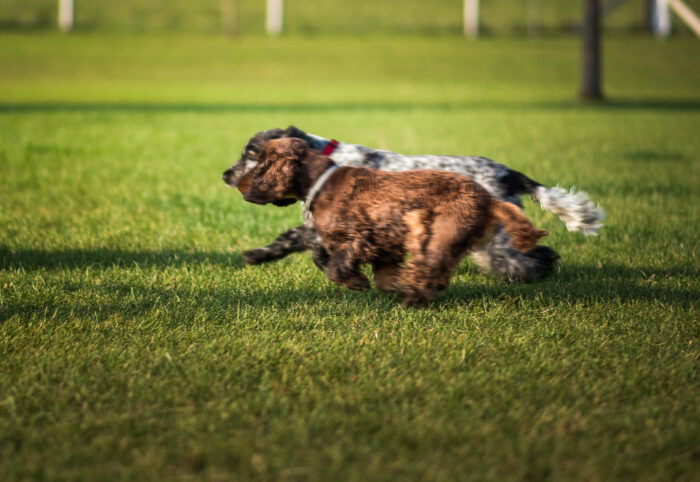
(223, 126), (604, 282)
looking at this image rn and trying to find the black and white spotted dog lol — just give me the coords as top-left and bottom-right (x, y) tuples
(222, 126), (604, 282)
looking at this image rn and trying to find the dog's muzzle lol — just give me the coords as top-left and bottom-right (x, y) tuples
(222, 168), (237, 187)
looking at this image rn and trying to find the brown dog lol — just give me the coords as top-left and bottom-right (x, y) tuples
(238, 138), (548, 305)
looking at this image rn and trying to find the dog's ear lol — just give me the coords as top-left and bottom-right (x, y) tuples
(243, 138), (307, 205)
(236, 172), (254, 196)
(237, 171), (295, 206)
(284, 125), (305, 138)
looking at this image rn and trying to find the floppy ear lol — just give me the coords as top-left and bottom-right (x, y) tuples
(243, 139), (307, 205)
(284, 125), (305, 138)
(238, 170), (294, 205)
(236, 172), (254, 196)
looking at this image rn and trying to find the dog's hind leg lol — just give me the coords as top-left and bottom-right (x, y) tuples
(242, 224), (315, 265)
(394, 211), (461, 305)
(469, 228), (558, 282)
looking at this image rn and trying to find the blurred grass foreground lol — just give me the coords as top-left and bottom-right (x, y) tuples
(1, 1), (700, 481)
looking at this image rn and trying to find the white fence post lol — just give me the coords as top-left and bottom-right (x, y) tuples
(266, 0), (283, 36)
(464, 0), (479, 38)
(653, 0), (672, 36)
(58, 0), (74, 33)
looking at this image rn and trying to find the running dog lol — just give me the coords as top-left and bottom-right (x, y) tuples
(223, 126), (603, 281)
(237, 138), (549, 305)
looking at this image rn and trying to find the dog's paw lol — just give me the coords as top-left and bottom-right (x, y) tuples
(502, 245), (559, 283)
(243, 248), (273, 265)
(345, 276), (370, 292)
(397, 285), (436, 307)
(401, 295), (432, 307)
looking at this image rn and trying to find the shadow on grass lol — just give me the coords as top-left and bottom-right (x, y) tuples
(1, 99), (699, 114)
(1, 245), (697, 323)
(444, 263), (698, 310)
(0, 246), (245, 271)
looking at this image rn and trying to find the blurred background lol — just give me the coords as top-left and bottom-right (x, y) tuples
(2, 0), (700, 36)
(2, 3), (700, 480)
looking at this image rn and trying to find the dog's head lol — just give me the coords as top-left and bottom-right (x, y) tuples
(222, 125), (307, 188)
(237, 137), (309, 207)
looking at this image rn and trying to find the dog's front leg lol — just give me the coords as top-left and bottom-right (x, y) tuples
(325, 247), (370, 292)
(372, 261), (402, 293)
(310, 242), (331, 271)
(242, 225), (313, 265)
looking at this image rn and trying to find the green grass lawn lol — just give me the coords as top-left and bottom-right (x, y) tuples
(1, 33), (699, 481)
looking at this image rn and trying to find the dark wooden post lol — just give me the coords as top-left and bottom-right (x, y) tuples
(643, 0), (655, 33)
(580, 0), (604, 100)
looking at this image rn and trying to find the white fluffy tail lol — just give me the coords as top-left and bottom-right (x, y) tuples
(533, 186), (605, 236)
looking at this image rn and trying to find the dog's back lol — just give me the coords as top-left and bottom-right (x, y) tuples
(313, 167), (544, 254)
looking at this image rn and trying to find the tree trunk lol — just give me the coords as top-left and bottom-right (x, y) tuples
(580, 0), (603, 100)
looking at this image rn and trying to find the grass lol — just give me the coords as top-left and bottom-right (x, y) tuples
(1, 33), (699, 480)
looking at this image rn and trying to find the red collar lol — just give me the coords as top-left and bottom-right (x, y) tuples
(321, 139), (340, 155)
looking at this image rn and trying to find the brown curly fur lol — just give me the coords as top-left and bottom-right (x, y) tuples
(239, 138), (548, 305)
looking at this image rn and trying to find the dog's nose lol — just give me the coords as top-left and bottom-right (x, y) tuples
(222, 168), (233, 182)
